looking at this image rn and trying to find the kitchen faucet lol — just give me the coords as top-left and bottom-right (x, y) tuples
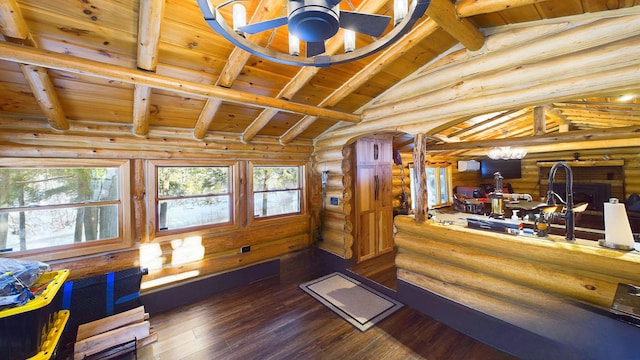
(546, 161), (575, 241)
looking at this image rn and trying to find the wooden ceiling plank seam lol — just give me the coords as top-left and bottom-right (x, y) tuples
(427, 0), (485, 51)
(2, 0), (69, 131)
(134, 0), (165, 137)
(0, 41), (360, 123)
(456, 0), (552, 18)
(236, 0), (384, 143)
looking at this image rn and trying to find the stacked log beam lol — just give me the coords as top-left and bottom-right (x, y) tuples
(315, 8), (640, 144)
(311, 146), (354, 259)
(394, 216), (640, 329)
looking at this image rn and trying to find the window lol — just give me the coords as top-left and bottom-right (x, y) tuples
(251, 164), (304, 219)
(410, 163), (453, 209)
(155, 164), (234, 232)
(0, 159), (130, 258)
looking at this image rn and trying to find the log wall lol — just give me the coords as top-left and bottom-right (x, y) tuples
(311, 146), (354, 259)
(0, 133), (314, 287)
(394, 215), (640, 328)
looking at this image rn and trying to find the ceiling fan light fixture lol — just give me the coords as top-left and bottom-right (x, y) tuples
(288, 3), (340, 42)
(289, 33), (301, 56)
(618, 94), (635, 102)
(197, 0), (431, 67)
(344, 29), (355, 53)
(232, 3), (246, 36)
(487, 146), (527, 160)
(394, 0), (408, 25)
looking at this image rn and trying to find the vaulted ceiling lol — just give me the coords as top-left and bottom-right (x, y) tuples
(0, 0), (639, 157)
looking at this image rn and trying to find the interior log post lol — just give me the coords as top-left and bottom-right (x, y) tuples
(533, 105), (546, 135)
(413, 133), (428, 222)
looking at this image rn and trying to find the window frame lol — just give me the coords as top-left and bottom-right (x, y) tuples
(0, 158), (132, 261)
(248, 161), (306, 223)
(409, 162), (453, 210)
(148, 160), (239, 241)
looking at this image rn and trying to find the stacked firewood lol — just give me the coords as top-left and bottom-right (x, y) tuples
(73, 306), (157, 359)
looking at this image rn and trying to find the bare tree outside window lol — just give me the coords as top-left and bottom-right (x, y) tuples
(0, 167), (120, 252)
(253, 166), (301, 218)
(156, 166), (231, 231)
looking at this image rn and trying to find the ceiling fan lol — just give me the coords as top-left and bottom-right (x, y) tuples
(237, 0), (392, 57)
(197, 0), (430, 67)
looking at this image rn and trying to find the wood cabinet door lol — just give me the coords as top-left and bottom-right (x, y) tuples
(355, 137), (394, 263)
(357, 165), (377, 261)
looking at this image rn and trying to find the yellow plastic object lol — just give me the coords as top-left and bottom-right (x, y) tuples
(0, 269), (69, 318)
(27, 310), (70, 360)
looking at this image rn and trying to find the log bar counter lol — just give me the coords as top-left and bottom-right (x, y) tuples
(393, 214), (640, 360)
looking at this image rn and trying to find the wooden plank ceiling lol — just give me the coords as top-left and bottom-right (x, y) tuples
(0, 0), (639, 154)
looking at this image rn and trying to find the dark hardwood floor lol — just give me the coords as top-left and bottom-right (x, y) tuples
(139, 248), (517, 360)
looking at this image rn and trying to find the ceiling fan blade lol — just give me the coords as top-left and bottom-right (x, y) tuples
(327, 0), (343, 6)
(339, 11), (391, 38)
(238, 16), (288, 34)
(307, 41), (326, 57)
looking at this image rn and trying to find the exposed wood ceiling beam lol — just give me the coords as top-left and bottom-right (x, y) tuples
(132, 85), (152, 136)
(446, 109), (523, 139)
(0, 41), (361, 124)
(134, 0), (165, 137)
(280, 19), (440, 144)
(195, 0), (284, 140)
(456, 0), (551, 18)
(241, 0), (385, 144)
(0, 0), (28, 38)
(0, 0), (68, 131)
(427, 0), (485, 51)
(556, 101), (640, 109)
(137, 0), (164, 71)
(425, 125), (640, 152)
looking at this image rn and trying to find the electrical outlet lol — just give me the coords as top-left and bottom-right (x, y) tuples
(241, 245), (251, 253)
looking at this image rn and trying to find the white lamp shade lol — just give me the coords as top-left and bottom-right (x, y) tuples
(289, 33), (300, 56)
(344, 29), (356, 53)
(394, 0), (409, 25)
(232, 3), (246, 34)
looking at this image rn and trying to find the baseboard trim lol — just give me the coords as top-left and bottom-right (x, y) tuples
(141, 259), (280, 315)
